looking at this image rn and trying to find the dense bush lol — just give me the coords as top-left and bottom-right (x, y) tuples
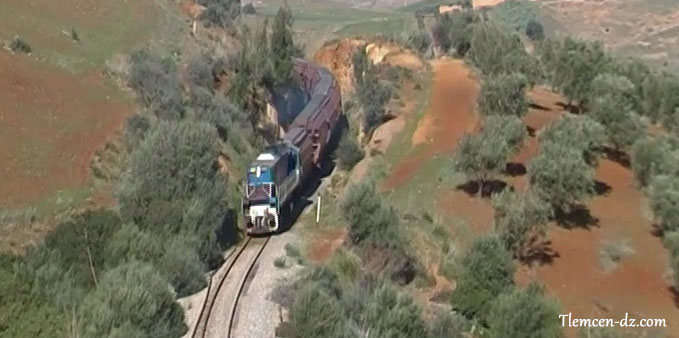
(486, 283), (562, 338)
(432, 10), (479, 57)
(128, 49), (183, 119)
(78, 261), (186, 338)
(336, 131), (364, 170)
(198, 0), (241, 29)
(352, 46), (393, 136)
(525, 19), (544, 41)
(467, 24), (539, 82)
(0, 255), (68, 338)
(118, 120), (231, 268)
(649, 175), (679, 233)
(341, 183), (399, 246)
(450, 236), (515, 323)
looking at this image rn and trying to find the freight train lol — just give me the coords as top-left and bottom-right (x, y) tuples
(241, 59), (342, 234)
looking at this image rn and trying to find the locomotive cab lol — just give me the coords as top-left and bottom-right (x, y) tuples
(243, 159), (280, 234)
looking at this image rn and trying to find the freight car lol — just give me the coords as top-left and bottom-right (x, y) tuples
(241, 59), (342, 234)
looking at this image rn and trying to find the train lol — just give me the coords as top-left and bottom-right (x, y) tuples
(241, 59), (343, 235)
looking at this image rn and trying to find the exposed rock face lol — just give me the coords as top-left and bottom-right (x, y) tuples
(313, 38), (423, 97)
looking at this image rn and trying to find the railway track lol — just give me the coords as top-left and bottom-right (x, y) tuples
(190, 236), (270, 338)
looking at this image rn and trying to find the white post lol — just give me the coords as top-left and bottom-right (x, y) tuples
(316, 195), (321, 224)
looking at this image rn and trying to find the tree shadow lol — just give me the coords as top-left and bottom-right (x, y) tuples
(603, 146), (631, 168)
(526, 125), (537, 137)
(556, 101), (581, 115)
(504, 162), (526, 177)
(529, 102), (549, 111)
(650, 223), (665, 238)
(594, 180), (612, 196)
(456, 179), (508, 198)
(520, 239), (560, 266)
(554, 205), (599, 229)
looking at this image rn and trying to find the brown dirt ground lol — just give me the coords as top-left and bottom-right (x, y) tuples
(0, 51), (133, 207)
(308, 227), (347, 263)
(509, 88), (679, 337)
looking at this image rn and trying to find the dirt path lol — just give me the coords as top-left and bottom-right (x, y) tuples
(384, 58), (480, 190)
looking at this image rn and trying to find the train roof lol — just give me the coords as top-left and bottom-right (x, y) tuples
(250, 142), (296, 167)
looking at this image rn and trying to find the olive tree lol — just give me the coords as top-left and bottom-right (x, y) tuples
(528, 141), (595, 212)
(663, 231), (679, 290)
(492, 190), (552, 259)
(589, 96), (644, 151)
(549, 38), (609, 107)
(467, 24), (538, 81)
(454, 132), (509, 197)
(486, 283), (562, 338)
(539, 115), (606, 166)
(450, 236), (514, 322)
(478, 73), (529, 118)
(631, 135), (679, 187)
(483, 115), (527, 153)
(649, 175), (679, 233)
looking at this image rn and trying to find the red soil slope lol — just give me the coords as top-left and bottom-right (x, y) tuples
(384, 58), (480, 190)
(0, 52), (133, 207)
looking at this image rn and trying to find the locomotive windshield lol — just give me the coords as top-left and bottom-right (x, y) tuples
(247, 166), (273, 186)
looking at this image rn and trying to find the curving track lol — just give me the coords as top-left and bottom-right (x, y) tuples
(190, 236), (270, 338)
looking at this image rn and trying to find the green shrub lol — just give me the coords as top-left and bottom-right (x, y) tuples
(450, 236), (514, 323)
(336, 132), (364, 170)
(198, 0), (241, 28)
(525, 19), (544, 41)
(10, 36), (32, 53)
(429, 311), (467, 338)
(630, 135), (679, 187)
(274, 257), (288, 268)
(341, 183), (398, 246)
(649, 175), (679, 233)
(289, 283), (344, 337)
(663, 231), (679, 290)
(486, 283), (562, 338)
